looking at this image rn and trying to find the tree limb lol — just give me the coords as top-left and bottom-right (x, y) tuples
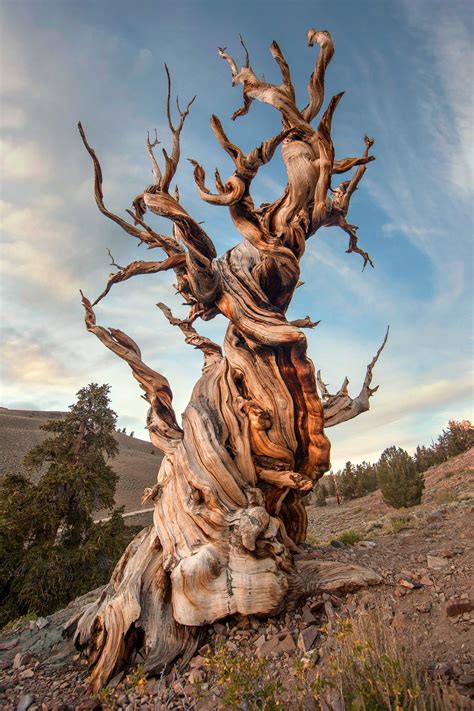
(319, 327), (389, 427)
(157, 302), (222, 370)
(78, 122), (177, 254)
(93, 253), (186, 306)
(80, 292), (183, 450)
(301, 29), (335, 123)
(290, 316), (321, 329)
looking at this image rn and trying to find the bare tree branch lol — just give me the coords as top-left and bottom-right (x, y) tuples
(93, 253), (187, 306)
(80, 292), (183, 450)
(301, 29), (335, 123)
(146, 128), (162, 185)
(78, 122), (177, 253)
(290, 316), (321, 329)
(319, 327), (389, 427)
(157, 302), (222, 369)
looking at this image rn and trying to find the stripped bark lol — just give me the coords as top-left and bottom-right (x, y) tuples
(67, 27), (385, 691)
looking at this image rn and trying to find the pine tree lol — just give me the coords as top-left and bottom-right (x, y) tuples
(23, 383), (119, 546)
(0, 384), (136, 626)
(436, 420), (474, 460)
(313, 482), (327, 506)
(339, 461), (358, 501)
(325, 472), (337, 497)
(354, 461), (378, 497)
(376, 446), (424, 508)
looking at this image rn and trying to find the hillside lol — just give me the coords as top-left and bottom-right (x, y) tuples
(0, 450), (473, 709)
(307, 447), (474, 543)
(0, 407), (162, 519)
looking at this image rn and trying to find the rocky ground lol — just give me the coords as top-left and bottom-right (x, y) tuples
(1, 451), (473, 710)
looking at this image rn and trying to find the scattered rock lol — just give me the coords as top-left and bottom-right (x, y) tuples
(329, 540), (345, 549)
(16, 695), (35, 711)
(398, 577), (422, 590)
(301, 605), (316, 624)
(416, 601), (432, 614)
(188, 668), (204, 684)
(427, 555), (449, 570)
(189, 655), (206, 669)
(0, 638), (18, 651)
(13, 652), (23, 669)
(297, 625), (318, 652)
(20, 668), (35, 679)
(446, 599), (474, 617)
(357, 540), (376, 549)
(35, 617), (49, 630)
(419, 575), (433, 586)
(257, 632), (295, 657)
(458, 674), (474, 688)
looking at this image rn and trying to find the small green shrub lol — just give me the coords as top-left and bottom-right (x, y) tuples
(336, 529), (361, 545)
(126, 662), (148, 689)
(390, 516), (416, 534)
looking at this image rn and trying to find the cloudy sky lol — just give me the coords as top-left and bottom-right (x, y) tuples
(1, 0), (472, 469)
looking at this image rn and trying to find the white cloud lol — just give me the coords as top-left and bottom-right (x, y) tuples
(0, 138), (54, 180)
(0, 34), (29, 93)
(0, 105), (26, 129)
(1, 338), (78, 387)
(0, 199), (82, 300)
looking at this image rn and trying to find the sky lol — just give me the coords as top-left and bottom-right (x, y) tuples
(0, 0), (472, 470)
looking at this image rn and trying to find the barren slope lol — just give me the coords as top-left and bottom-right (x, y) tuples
(0, 407), (162, 517)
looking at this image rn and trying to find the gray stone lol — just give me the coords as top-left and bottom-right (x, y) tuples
(297, 625), (318, 652)
(35, 617), (49, 630)
(301, 605), (316, 623)
(427, 554), (449, 570)
(0, 638), (19, 651)
(188, 668), (204, 684)
(16, 695), (35, 711)
(13, 652), (23, 669)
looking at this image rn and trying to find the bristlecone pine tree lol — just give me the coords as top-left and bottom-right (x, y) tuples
(68, 28), (389, 690)
(0, 384), (134, 625)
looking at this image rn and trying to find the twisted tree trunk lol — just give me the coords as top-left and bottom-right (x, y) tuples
(66, 28), (386, 691)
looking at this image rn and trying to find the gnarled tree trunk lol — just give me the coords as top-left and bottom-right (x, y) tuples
(66, 28), (387, 691)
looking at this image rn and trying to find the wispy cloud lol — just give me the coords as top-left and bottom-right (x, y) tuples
(0, 105), (26, 129)
(0, 138), (54, 180)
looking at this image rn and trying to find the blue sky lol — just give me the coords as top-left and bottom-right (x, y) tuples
(1, 0), (472, 469)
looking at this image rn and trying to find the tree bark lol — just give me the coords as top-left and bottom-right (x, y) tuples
(67, 27), (386, 691)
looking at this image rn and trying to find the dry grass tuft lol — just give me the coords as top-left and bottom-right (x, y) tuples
(315, 604), (470, 710)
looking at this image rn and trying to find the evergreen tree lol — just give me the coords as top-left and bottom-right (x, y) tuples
(23, 383), (119, 546)
(436, 420), (474, 460)
(354, 461), (378, 497)
(325, 472), (337, 497)
(313, 482), (327, 506)
(339, 461), (358, 501)
(0, 384), (136, 626)
(376, 446), (424, 509)
(413, 444), (440, 473)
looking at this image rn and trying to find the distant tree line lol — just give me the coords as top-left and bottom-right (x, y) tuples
(312, 420), (473, 509)
(0, 384), (138, 628)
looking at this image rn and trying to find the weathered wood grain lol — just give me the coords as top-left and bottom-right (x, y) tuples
(68, 27), (386, 691)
